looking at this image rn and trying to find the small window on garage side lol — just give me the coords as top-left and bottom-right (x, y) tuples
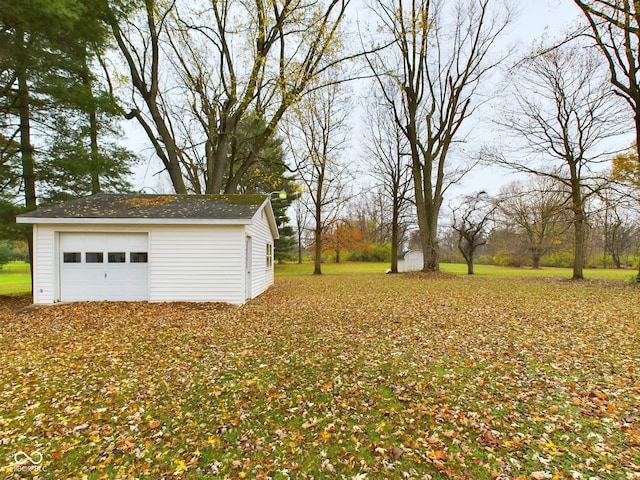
(86, 252), (104, 263)
(130, 252), (148, 263)
(108, 252), (126, 263)
(266, 243), (273, 268)
(63, 252), (81, 263)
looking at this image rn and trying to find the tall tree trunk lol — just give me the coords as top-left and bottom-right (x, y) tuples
(80, 51), (101, 195)
(422, 231), (439, 272)
(313, 158), (327, 275)
(410, 125), (440, 273)
(636, 119), (640, 278)
(458, 240), (473, 275)
(16, 29), (36, 211)
(417, 196), (439, 272)
(16, 26), (36, 294)
(612, 253), (621, 269)
(417, 150), (441, 272)
(532, 254), (541, 269)
(570, 172), (586, 280)
(89, 109), (100, 194)
(634, 101), (640, 168)
(390, 199), (399, 273)
(314, 181), (323, 274)
(572, 207), (586, 280)
(297, 230), (303, 264)
(314, 219), (322, 275)
(466, 259), (474, 275)
(209, 130), (230, 194)
(145, 101), (187, 194)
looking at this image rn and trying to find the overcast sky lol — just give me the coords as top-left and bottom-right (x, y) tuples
(518, 1), (581, 43)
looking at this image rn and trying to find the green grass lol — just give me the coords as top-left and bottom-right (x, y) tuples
(440, 262), (638, 280)
(276, 260), (638, 281)
(276, 261), (390, 276)
(0, 261), (31, 295)
(3, 260), (634, 299)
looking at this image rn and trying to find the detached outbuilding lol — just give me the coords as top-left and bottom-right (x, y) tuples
(17, 194), (279, 305)
(397, 249), (424, 273)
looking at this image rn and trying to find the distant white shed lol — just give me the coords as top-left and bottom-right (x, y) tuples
(397, 250), (424, 273)
(17, 194), (279, 305)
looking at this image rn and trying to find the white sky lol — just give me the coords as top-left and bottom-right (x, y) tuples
(516, 1), (582, 44)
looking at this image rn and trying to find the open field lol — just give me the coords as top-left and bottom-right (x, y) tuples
(1, 261), (637, 297)
(0, 267), (638, 478)
(0, 262), (31, 295)
(277, 261), (640, 281)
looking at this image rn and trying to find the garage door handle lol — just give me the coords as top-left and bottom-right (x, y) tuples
(104, 272), (107, 278)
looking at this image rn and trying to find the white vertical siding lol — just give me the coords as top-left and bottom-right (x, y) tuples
(33, 225), (56, 304)
(246, 206), (275, 299)
(149, 225), (245, 303)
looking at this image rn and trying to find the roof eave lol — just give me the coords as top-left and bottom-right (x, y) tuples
(255, 198), (280, 239)
(15, 217), (253, 225)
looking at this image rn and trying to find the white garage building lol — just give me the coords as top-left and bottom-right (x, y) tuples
(17, 194), (279, 305)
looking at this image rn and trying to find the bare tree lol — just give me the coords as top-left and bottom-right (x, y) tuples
(590, 180), (640, 268)
(573, 1), (640, 165)
(496, 177), (569, 269)
(285, 82), (353, 275)
(451, 191), (495, 274)
(363, 87), (412, 272)
(603, 200), (639, 268)
(491, 43), (625, 279)
(106, 1), (188, 193)
(365, 0), (513, 272)
(294, 191), (310, 264)
(350, 190), (390, 245)
(108, 0), (352, 194)
(574, 2), (640, 276)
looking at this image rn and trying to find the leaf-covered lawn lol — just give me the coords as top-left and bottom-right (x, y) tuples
(0, 273), (638, 479)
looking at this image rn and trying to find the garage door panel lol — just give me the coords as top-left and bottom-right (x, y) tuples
(100, 283), (145, 301)
(62, 264), (106, 283)
(105, 265), (147, 282)
(59, 233), (149, 302)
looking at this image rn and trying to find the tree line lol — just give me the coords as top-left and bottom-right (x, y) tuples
(2, 0), (640, 279)
(287, 171), (639, 274)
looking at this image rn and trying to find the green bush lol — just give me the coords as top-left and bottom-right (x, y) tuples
(346, 242), (392, 262)
(542, 250), (573, 268)
(476, 254), (494, 265)
(493, 250), (524, 267)
(368, 242), (392, 262)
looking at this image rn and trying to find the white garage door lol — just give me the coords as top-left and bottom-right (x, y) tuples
(59, 233), (149, 301)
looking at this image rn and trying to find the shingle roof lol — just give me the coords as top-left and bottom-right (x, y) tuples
(399, 249), (422, 259)
(18, 194), (269, 220)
